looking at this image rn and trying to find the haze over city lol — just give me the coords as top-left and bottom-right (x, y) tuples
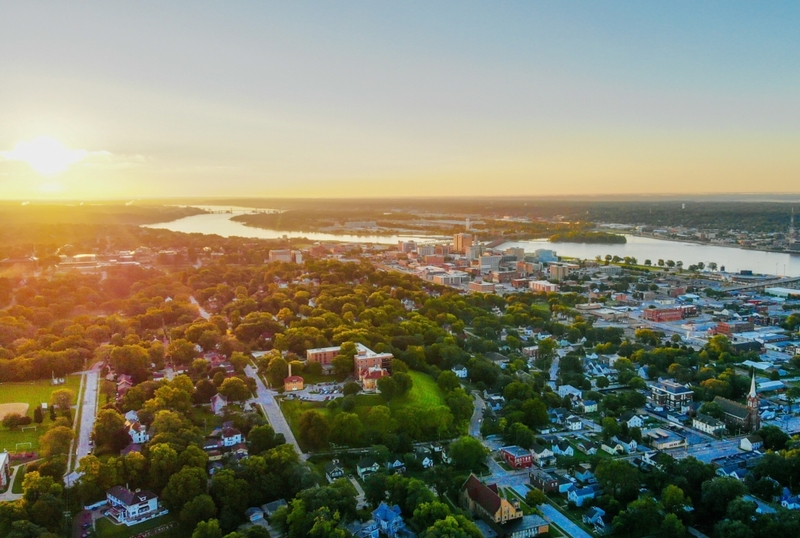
(2, 2), (800, 200)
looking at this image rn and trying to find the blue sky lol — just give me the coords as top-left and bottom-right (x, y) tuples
(1, 2), (798, 198)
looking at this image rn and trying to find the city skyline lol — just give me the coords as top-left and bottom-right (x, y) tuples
(2, 2), (799, 200)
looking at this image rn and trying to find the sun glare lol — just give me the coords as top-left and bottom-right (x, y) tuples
(2, 137), (88, 175)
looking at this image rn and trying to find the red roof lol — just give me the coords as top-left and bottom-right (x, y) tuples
(462, 474), (501, 514)
(284, 376), (304, 383)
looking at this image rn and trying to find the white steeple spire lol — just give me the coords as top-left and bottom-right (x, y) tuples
(749, 370), (757, 399)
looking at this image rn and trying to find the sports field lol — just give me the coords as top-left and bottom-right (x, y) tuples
(0, 376), (81, 452)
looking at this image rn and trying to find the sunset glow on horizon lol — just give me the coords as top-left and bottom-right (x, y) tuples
(1, 2), (799, 200)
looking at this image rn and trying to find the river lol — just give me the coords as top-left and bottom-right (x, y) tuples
(142, 207), (441, 245)
(500, 235), (800, 277)
(143, 209), (800, 277)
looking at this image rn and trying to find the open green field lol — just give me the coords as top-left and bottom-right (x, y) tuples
(95, 514), (179, 538)
(281, 370), (447, 450)
(0, 376), (81, 452)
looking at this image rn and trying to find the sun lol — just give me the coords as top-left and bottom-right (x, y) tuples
(2, 137), (88, 175)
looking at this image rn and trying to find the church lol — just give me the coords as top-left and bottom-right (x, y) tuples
(712, 372), (760, 432)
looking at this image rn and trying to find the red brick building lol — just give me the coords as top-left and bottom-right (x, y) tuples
(642, 307), (683, 322)
(499, 446), (533, 469)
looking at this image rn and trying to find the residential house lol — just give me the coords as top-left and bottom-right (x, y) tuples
(500, 446), (533, 469)
(552, 440), (574, 457)
(575, 467), (596, 484)
(782, 488), (800, 510)
(580, 400), (598, 413)
(210, 393), (228, 416)
(262, 499), (287, 518)
(245, 507), (264, 522)
(567, 485), (601, 507)
(372, 503), (406, 538)
(357, 457), (380, 479)
(460, 474), (523, 525)
(613, 435), (638, 454)
(557, 385), (583, 399)
(106, 486), (161, 524)
(529, 470), (558, 493)
(345, 519), (380, 538)
(420, 456), (434, 469)
(221, 427), (243, 447)
(325, 460), (345, 482)
(127, 421), (149, 444)
(387, 459), (406, 474)
(566, 415), (583, 431)
(549, 408), (568, 425)
(740, 435), (764, 452)
(693, 414), (727, 436)
(576, 440), (598, 455)
(452, 365), (468, 379)
(531, 444), (555, 466)
(619, 412), (644, 429)
(583, 507), (607, 534)
(284, 375), (304, 391)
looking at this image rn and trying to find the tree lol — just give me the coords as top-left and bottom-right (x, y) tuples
(596, 460), (641, 502)
(342, 382), (361, 397)
(93, 409), (126, 449)
(330, 413), (363, 447)
(445, 388), (474, 423)
(39, 426), (74, 458)
(364, 472), (389, 507)
(393, 372), (413, 396)
(162, 467), (208, 512)
(419, 515), (482, 538)
(168, 338), (198, 366)
(437, 371), (460, 393)
(377, 376), (397, 401)
(331, 355), (354, 377)
(2, 413), (24, 430)
(298, 410), (329, 450)
(701, 477), (746, 520)
(148, 443), (179, 491)
(612, 496), (663, 537)
(219, 377), (251, 403)
(661, 484), (688, 514)
(192, 519), (223, 538)
(180, 494), (217, 531)
(412, 501), (451, 530)
(49, 389), (74, 411)
(265, 356), (289, 388)
(525, 488), (546, 507)
(601, 417), (620, 440)
(248, 424), (283, 454)
(448, 436), (488, 471)
(757, 425), (790, 451)
(660, 513), (686, 537)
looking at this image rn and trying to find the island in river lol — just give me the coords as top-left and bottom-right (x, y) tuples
(548, 231), (627, 244)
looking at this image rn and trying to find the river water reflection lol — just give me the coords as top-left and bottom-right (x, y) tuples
(144, 210), (800, 277)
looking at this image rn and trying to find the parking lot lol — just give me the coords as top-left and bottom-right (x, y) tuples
(284, 382), (347, 402)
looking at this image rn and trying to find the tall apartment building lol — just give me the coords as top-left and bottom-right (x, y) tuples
(453, 233), (474, 254)
(398, 241), (417, 254)
(648, 379), (694, 413)
(479, 255), (502, 272)
(466, 245), (483, 261)
(505, 247), (525, 260)
(417, 244), (436, 257)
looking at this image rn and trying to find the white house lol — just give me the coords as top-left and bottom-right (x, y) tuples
(127, 421), (149, 444)
(568, 485), (599, 507)
(566, 415), (583, 431)
(221, 427), (243, 447)
(619, 412), (644, 429)
(531, 444), (555, 466)
(740, 435), (764, 452)
(612, 435), (638, 454)
(580, 400), (598, 413)
(451, 365), (468, 379)
(0, 453), (9, 490)
(106, 486), (161, 524)
(210, 393), (228, 416)
(357, 457), (381, 479)
(693, 414), (726, 436)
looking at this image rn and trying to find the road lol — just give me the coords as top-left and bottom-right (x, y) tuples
(244, 364), (306, 460)
(470, 393), (485, 437)
(65, 362), (102, 486)
(540, 503), (593, 538)
(190, 296), (211, 320)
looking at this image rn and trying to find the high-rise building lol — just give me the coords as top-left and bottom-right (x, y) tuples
(453, 233), (473, 254)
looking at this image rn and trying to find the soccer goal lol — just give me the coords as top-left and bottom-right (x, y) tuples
(20, 425), (37, 432)
(15, 442), (32, 450)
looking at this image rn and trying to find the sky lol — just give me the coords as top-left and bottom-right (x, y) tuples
(1, 2), (799, 200)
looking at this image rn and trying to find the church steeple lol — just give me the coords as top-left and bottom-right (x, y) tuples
(747, 370), (760, 431)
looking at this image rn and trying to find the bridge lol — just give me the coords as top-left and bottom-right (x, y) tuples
(721, 276), (800, 292)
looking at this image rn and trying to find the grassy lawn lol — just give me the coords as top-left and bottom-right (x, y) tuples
(0, 376), (81, 452)
(281, 370), (447, 451)
(11, 464), (26, 493)
(189, 406), (224, 436)
(95, 514), (178, 538)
